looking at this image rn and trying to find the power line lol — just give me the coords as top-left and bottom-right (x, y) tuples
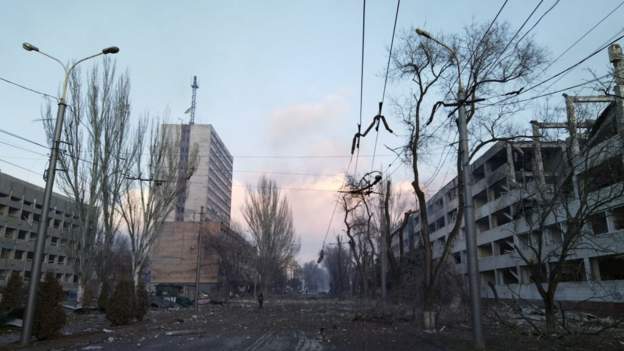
(0, 128), (48, 149)
(0, 157), (41, 176)
(481, 0), (544, 78)
(381, 0), (401, 105)
(0, 140), (47, 157)
(354, 0), (367, 177)
(541, 0), (624, 75)
(448, 0), (509, 100)
(512, 0), (560, 47)
(0, 77), (58, 101)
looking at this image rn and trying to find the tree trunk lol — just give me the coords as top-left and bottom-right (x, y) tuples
(423, 286), (437, 331)
(544, 293), (557, 334)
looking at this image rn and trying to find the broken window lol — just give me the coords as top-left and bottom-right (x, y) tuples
(492, 207), (512, 227)
(478, 243), (493, 257)
(486, 149), (508, 173)
(589, 212), (609, 235)
(597, 254), (624, 280)
(558, 259), (586, 282)
(490, 179), (508, 200)
(612, 206), (624, 231)
(473, 190), (488, 208)
(494, 238), (514, 255)
(476, 217), (490, 233)
(473, 165), (486, 182)
(501, 267), (520, 285)
(579, 157), (624, 193)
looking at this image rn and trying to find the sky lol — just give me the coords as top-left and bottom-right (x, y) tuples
(1, 0), (623, 264)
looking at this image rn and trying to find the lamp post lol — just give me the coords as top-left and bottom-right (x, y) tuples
(415, 29), (485, 350)
(20, 43), (119, 344)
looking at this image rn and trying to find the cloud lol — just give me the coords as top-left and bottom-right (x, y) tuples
(266, 94), (349, 147)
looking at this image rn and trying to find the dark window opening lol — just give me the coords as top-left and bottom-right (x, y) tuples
(597, 255), (624, 280)
(589, 212), (609, 235)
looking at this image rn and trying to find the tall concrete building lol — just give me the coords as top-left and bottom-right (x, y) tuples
(0, 171), (81, 291)
(163, 123), (233, 224)
(393, 101), (624, 304)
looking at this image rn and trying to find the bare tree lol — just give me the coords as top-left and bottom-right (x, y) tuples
(206, 225), (256, 297)
(118, 117), (198, 284)
(42, 59), (133, 303)
(392, 21), (547, 327)
(323, 235), (352, 297)
(243, 176), (299, 295)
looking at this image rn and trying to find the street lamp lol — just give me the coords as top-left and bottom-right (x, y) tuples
(20, 43), (119, 345)
(415, 28), (484, 350)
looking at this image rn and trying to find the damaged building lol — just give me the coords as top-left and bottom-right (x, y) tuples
(393, 100), (624, 304)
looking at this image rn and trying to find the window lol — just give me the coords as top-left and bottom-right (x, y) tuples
(48, 255), (56, 264)
(18, 230), (27, 240)
(589, 212), (609, 235)
(50, 237), (58, 246)
(597, 254), (624, 280)
(58, 256), (65, 265)
(0, 248), (11, 259)
(14, 250), (24, 260)
(612, 206), (624, 231)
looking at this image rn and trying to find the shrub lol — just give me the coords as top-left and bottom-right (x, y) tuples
(33, 272), (66, 340)
(135, 280), (149, 321)
(0, 271), (24, 312)
(106, 279), (135, 326)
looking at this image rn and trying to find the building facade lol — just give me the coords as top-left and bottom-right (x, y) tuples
(393, 102), (624, 304)
(0, 171), (81, 291)
(163, 123), (233, 224)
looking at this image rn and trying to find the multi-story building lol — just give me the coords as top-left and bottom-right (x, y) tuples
(163, 123), (233, 224)
(0, 171), (81, 291)
(151, 122), (234, 295)
(393, 101), (624, 303)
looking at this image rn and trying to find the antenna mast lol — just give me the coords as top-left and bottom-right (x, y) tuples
(189, 75), (199, 124)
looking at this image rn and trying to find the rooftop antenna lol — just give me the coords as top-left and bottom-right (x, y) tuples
(189, 75), (199, 125)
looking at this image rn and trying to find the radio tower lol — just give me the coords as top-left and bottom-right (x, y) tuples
(189, 75), (199, 125)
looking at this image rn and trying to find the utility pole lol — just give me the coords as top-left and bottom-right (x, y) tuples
(415, 28), (484, 349)
(336, 235), (342, 297)
(194, 206), (204, 312)
(609, 44), (624, 137)
(380, 180), (391, 302)
(20, 43), (118, 345)
(457, 87), (485, 350)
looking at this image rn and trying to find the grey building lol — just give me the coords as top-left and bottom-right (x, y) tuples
(394, 102), (624, 303)
(164, 123), (233, 224)
(0, 171), (81, 291)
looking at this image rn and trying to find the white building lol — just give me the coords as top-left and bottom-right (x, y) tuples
(393, 101), (624, 304)
(163, 123), (233, 224)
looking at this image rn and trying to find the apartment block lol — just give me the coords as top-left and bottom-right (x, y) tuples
(0, 171), (81, 291)
(163, 123), (233, 224)
(394, 102), (624, 303)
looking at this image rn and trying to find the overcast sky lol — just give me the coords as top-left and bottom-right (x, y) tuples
(1, 0), (622, 264)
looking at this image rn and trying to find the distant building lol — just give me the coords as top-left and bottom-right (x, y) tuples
(0, 171), (81, 291)
(393, 102), (624, 304)
(163, 123), (233, 224)
(151, 122), (235, 296)
(150, 221), (221, 297)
